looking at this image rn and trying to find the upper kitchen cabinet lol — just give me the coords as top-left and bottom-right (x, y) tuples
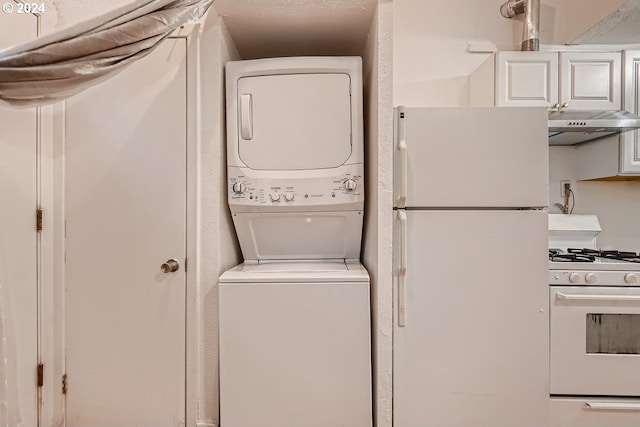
(494, 51), (559, 107)
(472, 51), (622, 111)
(576, 50), (640, 180)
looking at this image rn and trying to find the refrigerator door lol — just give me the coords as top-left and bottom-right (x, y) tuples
(394, 107), (548, 208)
(393, 210), (549, 427)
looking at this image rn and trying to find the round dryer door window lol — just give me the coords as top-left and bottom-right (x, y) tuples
(236, 73), (353, 170)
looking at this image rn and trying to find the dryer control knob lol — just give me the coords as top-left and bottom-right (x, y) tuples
(568, 272), (581, 284)
(585, 273), (598, 284)
(270, 193), (281, 202)
(232, 182), (245, 194)
(284, 192), (294, 202)
(625, 273), (638, 284)
(344, 179), (357, 191)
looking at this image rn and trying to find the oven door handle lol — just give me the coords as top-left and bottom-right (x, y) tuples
(586, 401), (640, 411)
(556, 292), (640, 302)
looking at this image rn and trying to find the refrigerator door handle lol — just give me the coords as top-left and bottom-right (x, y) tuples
(396, 109), (407, 209)
(397, 210), (407, 327)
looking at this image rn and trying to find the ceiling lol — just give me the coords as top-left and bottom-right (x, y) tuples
(213, 0), (377, 59)
(570, 0), (640, 45)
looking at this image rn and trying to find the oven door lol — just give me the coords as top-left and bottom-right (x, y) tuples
(550, 286), (640, 396)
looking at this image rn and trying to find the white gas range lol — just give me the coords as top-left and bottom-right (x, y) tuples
(548, 215), (640, 419)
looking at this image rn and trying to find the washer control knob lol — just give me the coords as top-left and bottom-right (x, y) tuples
(568, 272), (581, 284)
(231, 182), (245, 194)
(585, 273), (598, 284)
(270, 193), (281, 202)
(344, 179), (357, 192)
(284, 192), (294, 202)
(624, 273), (638, 284)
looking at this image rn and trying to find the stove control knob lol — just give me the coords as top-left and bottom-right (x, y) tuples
(284, 192), (294, 202)
(231, 182), (245, 194)
(624, 273), (638, 284)
(585, 273), (598, 284)
(568, 272), (581, 284)
(270, 193), (281, 202)
(344, 179), (357, 192)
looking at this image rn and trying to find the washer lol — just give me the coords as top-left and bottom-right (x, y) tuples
(219, 261), (371, 427)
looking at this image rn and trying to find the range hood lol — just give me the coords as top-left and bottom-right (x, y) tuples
(548, 110), (640, 145)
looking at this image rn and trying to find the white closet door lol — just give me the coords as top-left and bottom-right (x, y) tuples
(64, 39), (187, 427)
(0, 10), (39, 427)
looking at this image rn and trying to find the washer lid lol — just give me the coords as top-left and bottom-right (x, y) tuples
(236, 73), (352, 170)
(219, 261), (369, 283)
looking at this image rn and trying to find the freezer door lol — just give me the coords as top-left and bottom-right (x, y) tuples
(394, 107), (548, 208)
(393, 210), (549, 427)
(236, 73), (353, 170)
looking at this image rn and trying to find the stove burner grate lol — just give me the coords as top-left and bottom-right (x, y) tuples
(549, 249), (595, 263)
(567, 248), (640, 263)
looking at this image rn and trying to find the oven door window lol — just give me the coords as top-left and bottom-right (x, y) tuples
(586, 313), (640, 354)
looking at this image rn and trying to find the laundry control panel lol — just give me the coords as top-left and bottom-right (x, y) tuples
(228, 171), (364, 208)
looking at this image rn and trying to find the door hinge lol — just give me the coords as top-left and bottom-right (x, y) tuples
(184, 258), (187, 273)
(37, 364), (44, 387)
(62, 374), (67, 395)
(36, 209), (43, 232)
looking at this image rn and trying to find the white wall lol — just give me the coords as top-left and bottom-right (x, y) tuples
(550, 145), (640, 250)
(362, 1), (393, 426)
(195, 9), (241, 427)
(393, 0), (626, 107)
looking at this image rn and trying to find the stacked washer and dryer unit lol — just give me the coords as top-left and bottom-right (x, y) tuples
(219, 57), (372, 427)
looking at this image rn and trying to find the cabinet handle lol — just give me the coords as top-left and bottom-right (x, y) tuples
(550, 103), (560, 112)
(556, 292), (640, 302)
(586, 401), (640, 411)
(396, 108), (408, 209)
(561, 102), (569, 110)
(397, 210), (407, 327)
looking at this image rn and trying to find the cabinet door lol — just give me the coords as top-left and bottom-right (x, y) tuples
(560, 52), (621, 110)
(496, 51), (558, 107)
(622, 50), (640, 174)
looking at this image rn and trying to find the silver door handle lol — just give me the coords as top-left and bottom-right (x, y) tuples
(161, 259), (180, 273)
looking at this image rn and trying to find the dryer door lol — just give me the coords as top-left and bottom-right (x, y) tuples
(236, 73), (352, 170)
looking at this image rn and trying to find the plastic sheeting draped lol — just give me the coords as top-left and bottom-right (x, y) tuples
(0, 0), (214, 107)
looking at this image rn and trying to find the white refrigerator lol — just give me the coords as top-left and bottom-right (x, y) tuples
(393, 107), (550, 427)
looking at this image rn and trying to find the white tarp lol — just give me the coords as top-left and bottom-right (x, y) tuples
(0, 0), (214, 107)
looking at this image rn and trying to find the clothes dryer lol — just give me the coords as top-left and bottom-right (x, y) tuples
(225, 56), (364, 261)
